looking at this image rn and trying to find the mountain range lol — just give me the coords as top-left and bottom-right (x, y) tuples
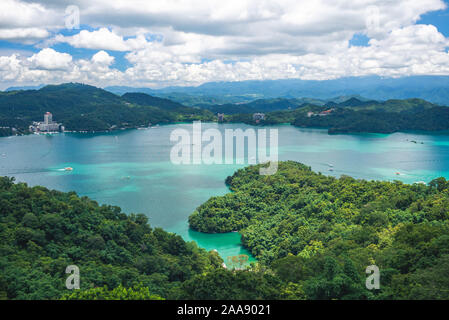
(104, 76), (449, 106)
(1, 82), (449, 136)
(0, 83), (213, 135)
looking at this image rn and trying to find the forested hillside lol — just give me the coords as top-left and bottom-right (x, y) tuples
(202, 98), (325, 114)
(0, 177), (222, 299)
(189, 161), (449, 299)
(122, 92), (198, 112)
(293, 106), (449, 134)
(0, 83), (213, 135)
(2, 163), (449, 300)
(2, 84), (449, 136)
(226, 98), (449, 134)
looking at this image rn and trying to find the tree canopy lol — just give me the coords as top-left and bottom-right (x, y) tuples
(0, 176), (222, 299)
(189, 161), (449, 299)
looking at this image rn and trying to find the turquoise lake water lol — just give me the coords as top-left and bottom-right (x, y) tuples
(1, 123), (449, 262)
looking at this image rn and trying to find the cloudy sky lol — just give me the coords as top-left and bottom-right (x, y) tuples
(0, 0), (448, 89)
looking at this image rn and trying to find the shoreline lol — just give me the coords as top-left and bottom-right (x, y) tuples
(4, 123), (449, 265)
(5, 121), (449, 139)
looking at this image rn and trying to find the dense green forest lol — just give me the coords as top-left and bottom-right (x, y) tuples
(0, 83), (214, 135)
(0, 176), (293, 300)
(222, 98), (449, 134)
(2, 162), (449, 300)
(0, 177), (224, 299)
(121, 92), (199, 113)
(202, 97), (325, 114)
(292, 99), (449, 134)
(189, 161), (449, 299)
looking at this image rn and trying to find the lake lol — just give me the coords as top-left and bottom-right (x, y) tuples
(2, 123), (449, 262)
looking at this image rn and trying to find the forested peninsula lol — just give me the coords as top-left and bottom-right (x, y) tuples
(189, 161), (449, 299)
(2, 160), (449, 300)
(225, 98), (449, 134)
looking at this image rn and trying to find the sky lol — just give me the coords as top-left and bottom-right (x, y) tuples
(0, 0), (449, 89)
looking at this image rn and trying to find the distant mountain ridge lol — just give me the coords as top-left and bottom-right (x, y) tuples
(1, 82), (448, 137)
(5, 84), (46, 91)
(105, 76), (449, 106)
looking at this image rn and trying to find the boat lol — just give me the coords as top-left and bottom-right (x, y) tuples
(395, 172), (401, 175)
(64, 167), (73, 171)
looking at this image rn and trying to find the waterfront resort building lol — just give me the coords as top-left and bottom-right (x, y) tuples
(29, 112), (64, 133)
(253, 113), (265, 121)
(307, 109), (335, 117)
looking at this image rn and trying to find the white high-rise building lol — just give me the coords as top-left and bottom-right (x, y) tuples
(30, 112), (63, 133)
(44, 112), (52, 125)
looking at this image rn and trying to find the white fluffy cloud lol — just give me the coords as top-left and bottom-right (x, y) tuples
(0, 50), (123, 87)
(0, 0), (59, 42)
(0, 55), (22, 81)
(54, 28), (148, 51)
(0, 28), (50, 42)
(1, 0), (449, 88)
(91, 50), (114, 65)
(27, 48), (72, 70)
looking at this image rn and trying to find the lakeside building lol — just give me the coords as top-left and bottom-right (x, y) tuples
(307, 109), (335, 117)
(217, 113), (225, 121)
(253, 113), (265, 121)
(29, 112), (64, 133)
(319, 109), (334, 116)
(253, 113), (265, 124)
